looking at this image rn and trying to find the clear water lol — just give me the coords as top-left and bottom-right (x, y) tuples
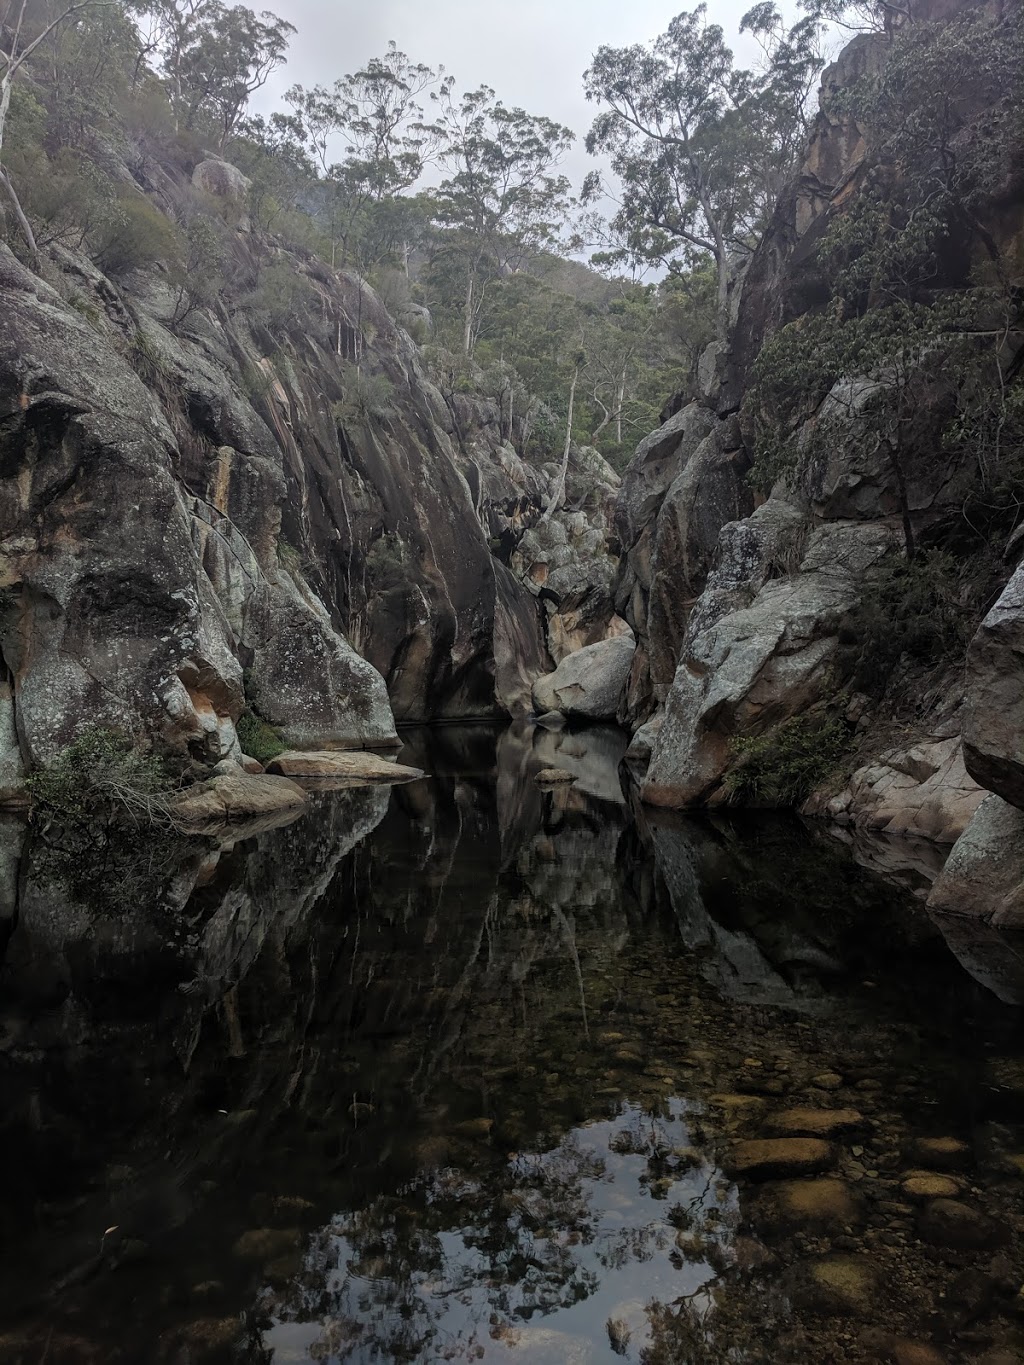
(0, 723), (1022, 1364)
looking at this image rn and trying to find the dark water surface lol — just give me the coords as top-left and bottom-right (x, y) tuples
(1, 724), (1023, 1364)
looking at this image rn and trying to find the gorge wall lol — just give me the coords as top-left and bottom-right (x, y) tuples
(611, 0), (1024, 923)
(0, 147), (621, 796)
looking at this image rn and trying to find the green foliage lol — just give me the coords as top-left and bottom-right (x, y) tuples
(240, 259), (317, 330)
(235, 710), (285, 763)
(724, 714), (851, 808)
(90, 189), (183, 277)
(27, 727), (174, 825)
(364, 531), (408, 589)
(850, 549), (975, 694)
(334, 368), (397, 422)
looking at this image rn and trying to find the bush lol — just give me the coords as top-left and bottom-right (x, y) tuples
(235, 711), (285, 764)
(90, 191), (182, 277)
(723, 714), (850, 808)
(27, 727), (174, 825)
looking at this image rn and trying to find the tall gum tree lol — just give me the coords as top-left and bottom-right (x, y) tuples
(583, 3), (824, 344)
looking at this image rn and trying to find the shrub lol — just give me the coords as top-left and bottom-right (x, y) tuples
(723, 714), (851, 808)
(90, 191), (182, 277)
(235, 711), (285, 764)
(27, 727), (174, 826)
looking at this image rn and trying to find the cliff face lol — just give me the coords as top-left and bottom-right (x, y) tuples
(0, 154), (620, 791)
(616, 0), (1024, 919)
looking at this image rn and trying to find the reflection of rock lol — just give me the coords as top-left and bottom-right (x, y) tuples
(963, 562), (1024, 809)
(926, 913), (1024, 1006)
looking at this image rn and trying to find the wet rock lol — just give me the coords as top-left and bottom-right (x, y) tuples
(910, 1136), (971, 1171)
(753, 1177), (863, 1233)
(265, 751), (422, 784)
(535, 768), (577, 786)
(726, 1137), (834, 1180)
(532, 635), (635, 720)
(170, 773), (307, 831)
(900, 1173), (961, 1201)
(812, 1072), (845, 1091)
(231, 1227), (302, 1263)
(792, 1254), (879, 1316)
(765, 1107), (864, 1138)
(917, 1199), (1010, 1251)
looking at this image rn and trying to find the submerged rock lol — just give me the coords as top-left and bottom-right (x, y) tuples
(535, 768), (577, 786)
(765, 1107), (864, 1139)
(726, 1137), (834, 1180)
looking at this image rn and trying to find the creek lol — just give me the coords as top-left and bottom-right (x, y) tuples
(0, 724), (1022, 1364)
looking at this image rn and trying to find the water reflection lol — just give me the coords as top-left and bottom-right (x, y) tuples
(0, 725), (1020, 1363)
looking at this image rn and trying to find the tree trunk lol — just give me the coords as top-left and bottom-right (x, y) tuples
(462, 270), (474, 355)
(615, 366), (626, 446)
(538, 365), (579, 526)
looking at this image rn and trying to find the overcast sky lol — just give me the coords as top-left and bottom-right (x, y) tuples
(259, 0), (808, 197)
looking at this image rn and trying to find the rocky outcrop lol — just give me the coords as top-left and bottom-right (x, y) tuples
(643, 518), (894, 807)
(170, 771), (308, 832)
(0, 148), (618, 782)
(963, 563), (1024, 808)
(532, 634), (636, 721)
(807, 734), (986, 845)
(927, 795), (1024, 928)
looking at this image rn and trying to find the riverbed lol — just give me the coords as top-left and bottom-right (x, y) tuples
(0, 724), (1022, 1363)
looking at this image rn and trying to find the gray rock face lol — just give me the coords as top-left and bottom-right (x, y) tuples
(0, 244), (398, 769)
(927, 795), (1024, 928)
(643, 520), (894, 808)
(963, 563), (1024, 809)
(532, 635), (636, 721)
(613, 404), (752, 727)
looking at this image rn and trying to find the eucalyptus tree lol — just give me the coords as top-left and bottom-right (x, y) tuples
(431, 84), (575, 354)
(583, 3), (824, 342)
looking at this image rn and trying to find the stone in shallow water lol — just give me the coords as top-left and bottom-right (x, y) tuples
(900, 1173), (961, 1201)
(917, 1199), (1010, 1250)
(231, 1227), (302, 1263)
(765, 1107), (864, 1138)
(726, 1137), (833, 1180)
(170, 773), (306, 830)
(793, 1255), (878, 1316)
(753, 1177), (863, 1233)
(911, 1136), (971, 1171)
(811, 1072), (845, 1091)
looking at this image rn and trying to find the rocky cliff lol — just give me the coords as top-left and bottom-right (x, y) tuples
(612, 0), (1024, 925)
(0, 149), (620, 795)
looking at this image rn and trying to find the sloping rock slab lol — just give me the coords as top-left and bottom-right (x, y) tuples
(266, 751), (424, 786)
(171, 774), (307, 832)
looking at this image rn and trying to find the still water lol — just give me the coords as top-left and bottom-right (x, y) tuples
(0, 724), (1022, 1364)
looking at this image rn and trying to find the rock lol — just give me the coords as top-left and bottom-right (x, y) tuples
(264, 751), (423, 784)
(811, 1072), (845, 1091)
(170, 774), (307, 831)
(534, 710), (565, 731)
(643, 519), (895, 807)
(753, 1177), (863, 1233)
(191, 158), (252, 228)
(910, 1136), (971, 1171)
(231, 1227), (302, 1263)
(859, 1333), (947, 1365)
(963, 562), (1024, 808)
(792, 1255), (878, 1316)
(725, 1137), (834, 1180)
(927, 795), (1024, 927)
(917, 1199), (1010, 1251)
(900, 1173), (961, 1201)
(808, 736), (986, 845)
(532, 635), (635, 720)
(765, 1107), (864, 1138)
(535, 768), (576, 786)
